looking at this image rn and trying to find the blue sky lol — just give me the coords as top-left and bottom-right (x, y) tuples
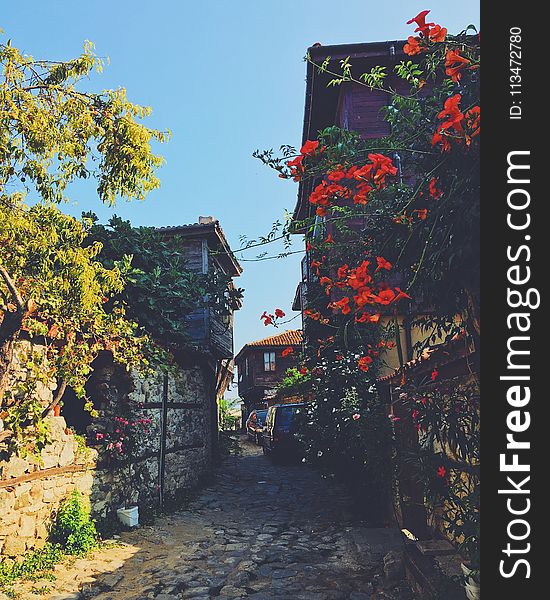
(3, 1), (479, 391)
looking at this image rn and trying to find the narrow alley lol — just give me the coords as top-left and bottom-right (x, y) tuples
(12, 439), (414, 600)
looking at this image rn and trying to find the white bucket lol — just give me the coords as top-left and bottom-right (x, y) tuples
(117, 506), (139, 527)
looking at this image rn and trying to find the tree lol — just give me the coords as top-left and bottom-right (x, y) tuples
(0, 35), (167, 454)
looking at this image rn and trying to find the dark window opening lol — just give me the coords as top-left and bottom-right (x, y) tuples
(59, 386), (92, 435)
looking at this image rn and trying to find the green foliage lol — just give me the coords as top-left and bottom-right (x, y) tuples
(0, 38), (168, 205)
(0, 491), (99, 591)
(297, 350), (393, 521)
(277, 367), (310, 398)
(0, 33), (172, 458)
(359, 65), (387, 88)
(218, 397), (240, 431)
(86, 214), (241, 350)
(402, 378), (480, 569)
(50, 490), (98, 555)
(0, 542), (64, 591)
(0, 200), (152, 457)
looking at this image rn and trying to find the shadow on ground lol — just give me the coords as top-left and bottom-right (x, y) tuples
(14, 437), (414, 600)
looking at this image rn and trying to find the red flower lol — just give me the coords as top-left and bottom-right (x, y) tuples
(310, 259), (321, 275)
(428, 177), (443, 199)
(352, 413), (361, 421)
(431, 368), (439, 381)
(376, 289), (396, 305)
(436, 465), (446, 478)
(330, 297), (351, 314)
(375, 256), (392, 272)
(414, 208), (428, 220)
(282, 346), (294, 357)
(300, 139), (320, 156)
(358, 356), (373, 372)
(286, 155), (304, 181)
(407, 10), (434, 37)
(403, 36), (423, 56)
(353, 287), (376, 309)
(431, 129), (451, 153)
(355, 312), (381, 324)
(438, 94), (464, 129)
(324, 233), (334, 244)
(275, 308), (285, 318)
(327, 169), (346, 182)
(432, 94), (466, 151)
(368, 153), (398, 187)
(394, 288), (412, 303)
(347, 260), (372, 290)
(260, 311), (274, 326)
(429, 24), (447, 42)
(337, 264), (349, 280)
(445, 49), (471, 82)
(299, 367), (308, 375)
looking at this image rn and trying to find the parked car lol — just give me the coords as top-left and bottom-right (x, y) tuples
(246, 409), (268, 444)
(262, 403), (305, 458)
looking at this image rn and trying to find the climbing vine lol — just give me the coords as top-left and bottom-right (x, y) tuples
(257, 9), (480, 534)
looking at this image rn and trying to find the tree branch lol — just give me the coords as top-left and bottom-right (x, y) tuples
(0, 264), (25, 310)
(41, 379), (67, 419)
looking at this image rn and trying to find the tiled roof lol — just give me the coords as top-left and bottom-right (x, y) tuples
(235, 330), (303, 362)
(247, 330), (303, 347)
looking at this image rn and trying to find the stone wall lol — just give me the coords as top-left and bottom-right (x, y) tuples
(0, 345), (215, 560)
(89, 363), (214, 519)
(0, 415), (96, 557)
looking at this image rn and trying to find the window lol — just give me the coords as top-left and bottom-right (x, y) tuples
(245, 358), (249, 377)
(263, 351), (276, 372)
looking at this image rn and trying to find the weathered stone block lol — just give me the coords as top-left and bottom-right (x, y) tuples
(0, 489), (15, 513)
(75, 472), (94, 494)
(14, 491), (31, 510)
(2, 535), (27, 557)
(19, 514), (35, 538)
(30, 482), (43, 502)
(36, 522), (48, 540)
(2, 456), (29, 479)
(43, 488), (55, 503)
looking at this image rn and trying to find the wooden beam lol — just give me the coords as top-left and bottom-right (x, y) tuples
(0, 463), (92, 489)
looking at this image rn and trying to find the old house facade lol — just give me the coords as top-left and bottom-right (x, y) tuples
(0, 216), (242, 559)
(235, 330), (303, 420)
(289, 40), (479, 593)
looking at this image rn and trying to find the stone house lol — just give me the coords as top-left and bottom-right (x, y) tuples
(0, 216), (242, 559)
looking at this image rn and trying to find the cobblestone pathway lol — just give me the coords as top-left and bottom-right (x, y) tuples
(12, 439), (414, 600)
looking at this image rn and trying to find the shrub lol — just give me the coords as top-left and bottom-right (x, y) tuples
(50, 490), (98, 555)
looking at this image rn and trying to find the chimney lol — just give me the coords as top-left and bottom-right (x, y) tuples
(199, 216), (215, 224)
